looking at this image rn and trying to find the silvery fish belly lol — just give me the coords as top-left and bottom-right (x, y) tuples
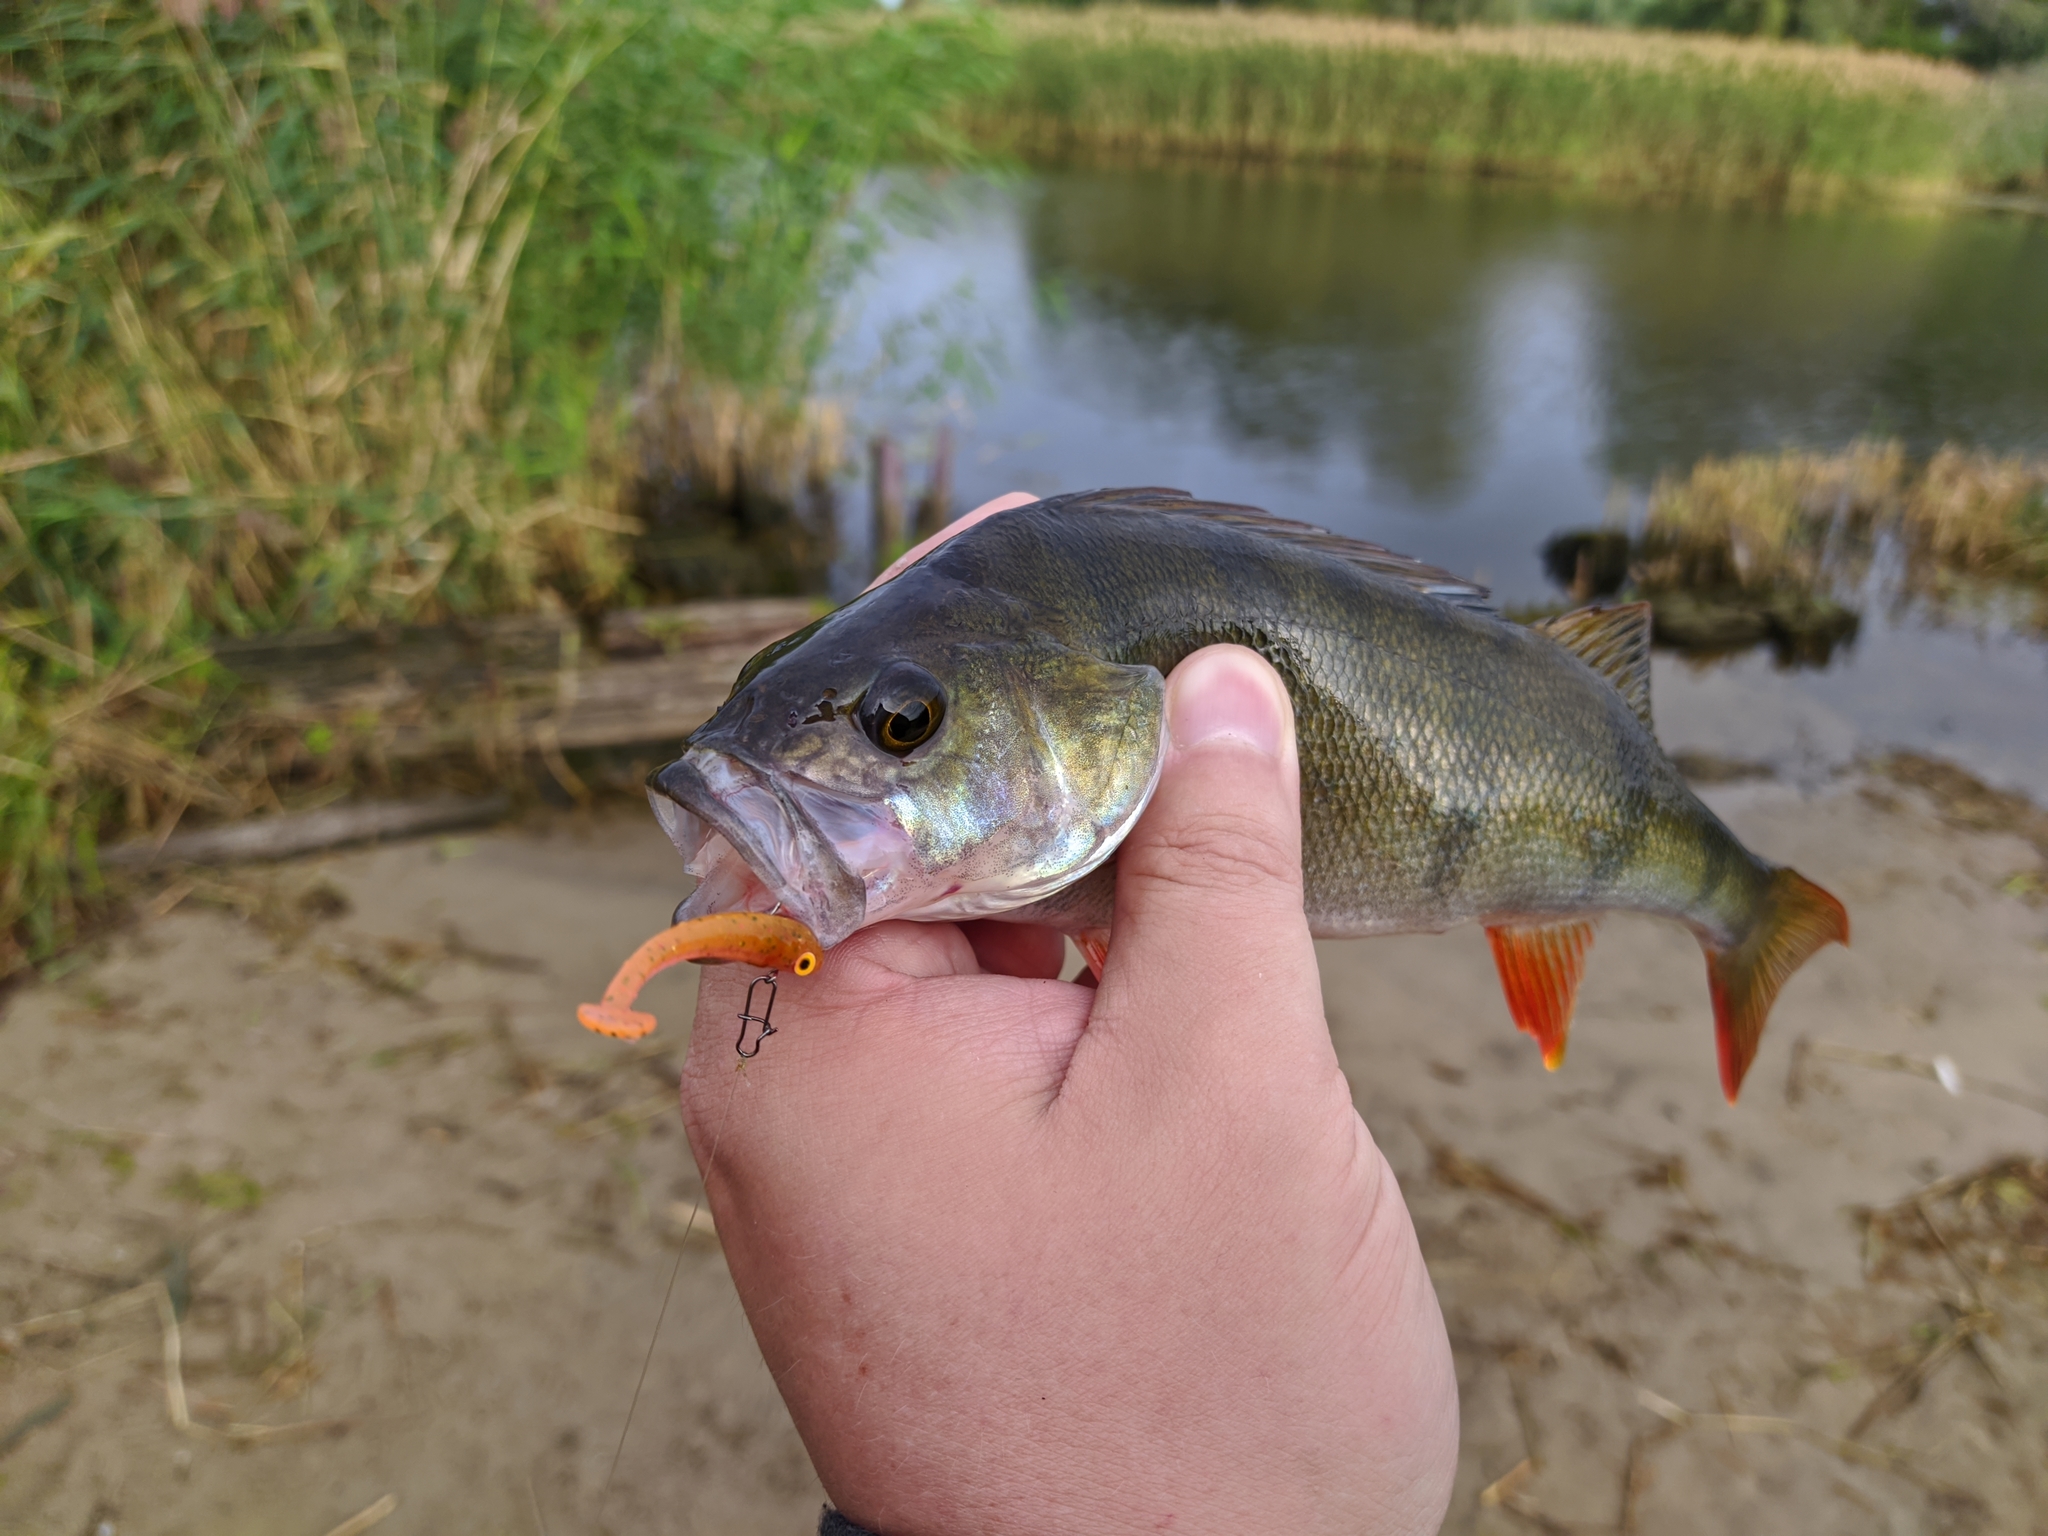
(648, 489), (1846, 1101)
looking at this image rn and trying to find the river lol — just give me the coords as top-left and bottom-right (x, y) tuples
(836, 164), (2048, 798)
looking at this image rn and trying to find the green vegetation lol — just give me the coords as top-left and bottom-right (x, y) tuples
(5, 0), (2042, 975)
(981, 5), (2048, 197)
(1093, 0), (2048, 69)
(1635, 0), (2048, 71)
(167, 1165), (264, 1210)
(0, 0), (1002, 973)
(62, 1128), (139, 1183)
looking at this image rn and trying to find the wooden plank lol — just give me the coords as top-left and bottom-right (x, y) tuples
(598, 598), (821, 659)
(103, 794), (511, 868)
(221, 598), (824, 760)
(215, 614), (575, 709)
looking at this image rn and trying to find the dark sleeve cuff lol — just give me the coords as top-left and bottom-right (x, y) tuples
(820, 1508), (878, 1536)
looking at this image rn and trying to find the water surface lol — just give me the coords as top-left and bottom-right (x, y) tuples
(838, 165), (2048, 797)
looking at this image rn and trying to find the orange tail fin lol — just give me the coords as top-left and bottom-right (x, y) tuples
(1487, 919), (1598, 1071)
(1703, 868), (1848, 1102)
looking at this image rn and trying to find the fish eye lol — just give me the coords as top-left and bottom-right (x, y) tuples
(856, 661), (946, 758)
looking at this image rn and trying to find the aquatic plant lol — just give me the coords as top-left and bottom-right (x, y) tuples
(981, 5), (2048, 198)
(1642, 443), (2048, 603)
(1636, 443), (1905, 591)
(1906, 446), (2048, 587)
(0, 0), (1003, 972)
(1534, 445), (2048, 662)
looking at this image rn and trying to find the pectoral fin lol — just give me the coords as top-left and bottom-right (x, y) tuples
(1486, 919), (1598, 1070)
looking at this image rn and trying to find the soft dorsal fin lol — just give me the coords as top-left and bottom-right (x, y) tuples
(1534, 602), (1653, 730)
(1044, 487), (1497, 618)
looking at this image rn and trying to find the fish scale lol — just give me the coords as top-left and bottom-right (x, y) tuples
(957, 497), (1692, 937)
(649, 488), (1847, 1100)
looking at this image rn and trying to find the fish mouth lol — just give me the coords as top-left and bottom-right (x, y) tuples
(646, 748), (873, 947)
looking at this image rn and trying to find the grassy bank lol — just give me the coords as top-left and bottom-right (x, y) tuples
(980, 5), (2048, 199)
(0, 0), (1002, 973)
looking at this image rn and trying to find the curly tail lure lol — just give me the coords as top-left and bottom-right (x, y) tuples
(576, 912), (820, 1042)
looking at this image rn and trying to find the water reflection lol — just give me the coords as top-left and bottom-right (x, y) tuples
(1021, 170), (1500, 500)
(836, 163), (2048, 795)
(1591, 202), (2048, 478)
(1017, 164), (2048, 532)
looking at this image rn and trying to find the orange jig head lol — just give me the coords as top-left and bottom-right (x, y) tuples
(576, 912), (821, 1041)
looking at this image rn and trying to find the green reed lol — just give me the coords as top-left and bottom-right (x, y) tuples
(0, 0), (1001, 971)
(982, 6), (2048, 199)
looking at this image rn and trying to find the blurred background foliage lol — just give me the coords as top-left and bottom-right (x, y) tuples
(0, 0), (1004, 969)
(981, 6), (2041, 200)
(1055, 0), (2048, 66)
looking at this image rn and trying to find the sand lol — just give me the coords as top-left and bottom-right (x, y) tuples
(2, 769), (2046, 1535)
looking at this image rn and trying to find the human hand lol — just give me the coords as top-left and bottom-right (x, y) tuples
(680, 508), (1458, 1536)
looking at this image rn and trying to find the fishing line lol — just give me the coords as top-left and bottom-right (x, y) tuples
(597, 1043), (748, 1523)
(599, 902), (793, 1521)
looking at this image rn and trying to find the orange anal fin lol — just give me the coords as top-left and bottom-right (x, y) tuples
(1486, 919), (1598, 1071)
(1704, 867), (1849, 1103)
(577, 912), (821, 1040)
(1076, 928), (1111, 982)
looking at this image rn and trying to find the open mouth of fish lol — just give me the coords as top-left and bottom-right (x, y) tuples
(648, 740), (1157, 948)
(647, 748), (881, 948)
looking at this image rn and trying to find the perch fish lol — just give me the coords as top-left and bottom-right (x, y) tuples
(639, 489), (1846, 1099)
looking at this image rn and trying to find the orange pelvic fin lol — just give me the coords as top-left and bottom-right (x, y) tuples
(1486, 919), (1598, 1071)
(1075, 928), (1111, 982)
(1704, 867), (1848, 1102)
(577, 912), (821, 1041)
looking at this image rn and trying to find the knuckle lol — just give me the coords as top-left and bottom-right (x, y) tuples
(1130, 805), (1300, 898)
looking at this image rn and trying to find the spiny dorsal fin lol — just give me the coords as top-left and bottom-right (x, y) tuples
(1044, 487), (1497, 618)
(1534, 602), (1653, 731)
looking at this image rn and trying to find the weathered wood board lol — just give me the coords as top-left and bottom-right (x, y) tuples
(214, 598), (824, 760)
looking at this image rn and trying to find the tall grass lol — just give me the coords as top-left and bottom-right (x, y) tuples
(980, 5), (2048, 198)
(1909, 446), (2048, 585)
(1089, 0), (2048, 70)
(0, 0), (1003, 972)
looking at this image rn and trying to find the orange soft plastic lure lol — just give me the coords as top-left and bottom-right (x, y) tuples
(576, 912), (820, 1040)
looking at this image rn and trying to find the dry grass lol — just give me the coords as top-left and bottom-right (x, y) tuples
(630, 376), (848, 518)
(1860, 1156), (2048, 1292)
(1636, 441), (1906, 591)
(1640, 441), (2048, 604)
(1907, 445), (2048, 583)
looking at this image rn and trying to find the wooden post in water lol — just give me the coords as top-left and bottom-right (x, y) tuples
(914, 423), (954, 540)
(870, 435), (905, 565)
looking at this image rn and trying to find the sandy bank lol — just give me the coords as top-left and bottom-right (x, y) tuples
(1, 773), (2043, 1533)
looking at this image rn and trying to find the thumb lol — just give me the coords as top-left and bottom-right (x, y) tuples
(1095, 645), (1324, 1075)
